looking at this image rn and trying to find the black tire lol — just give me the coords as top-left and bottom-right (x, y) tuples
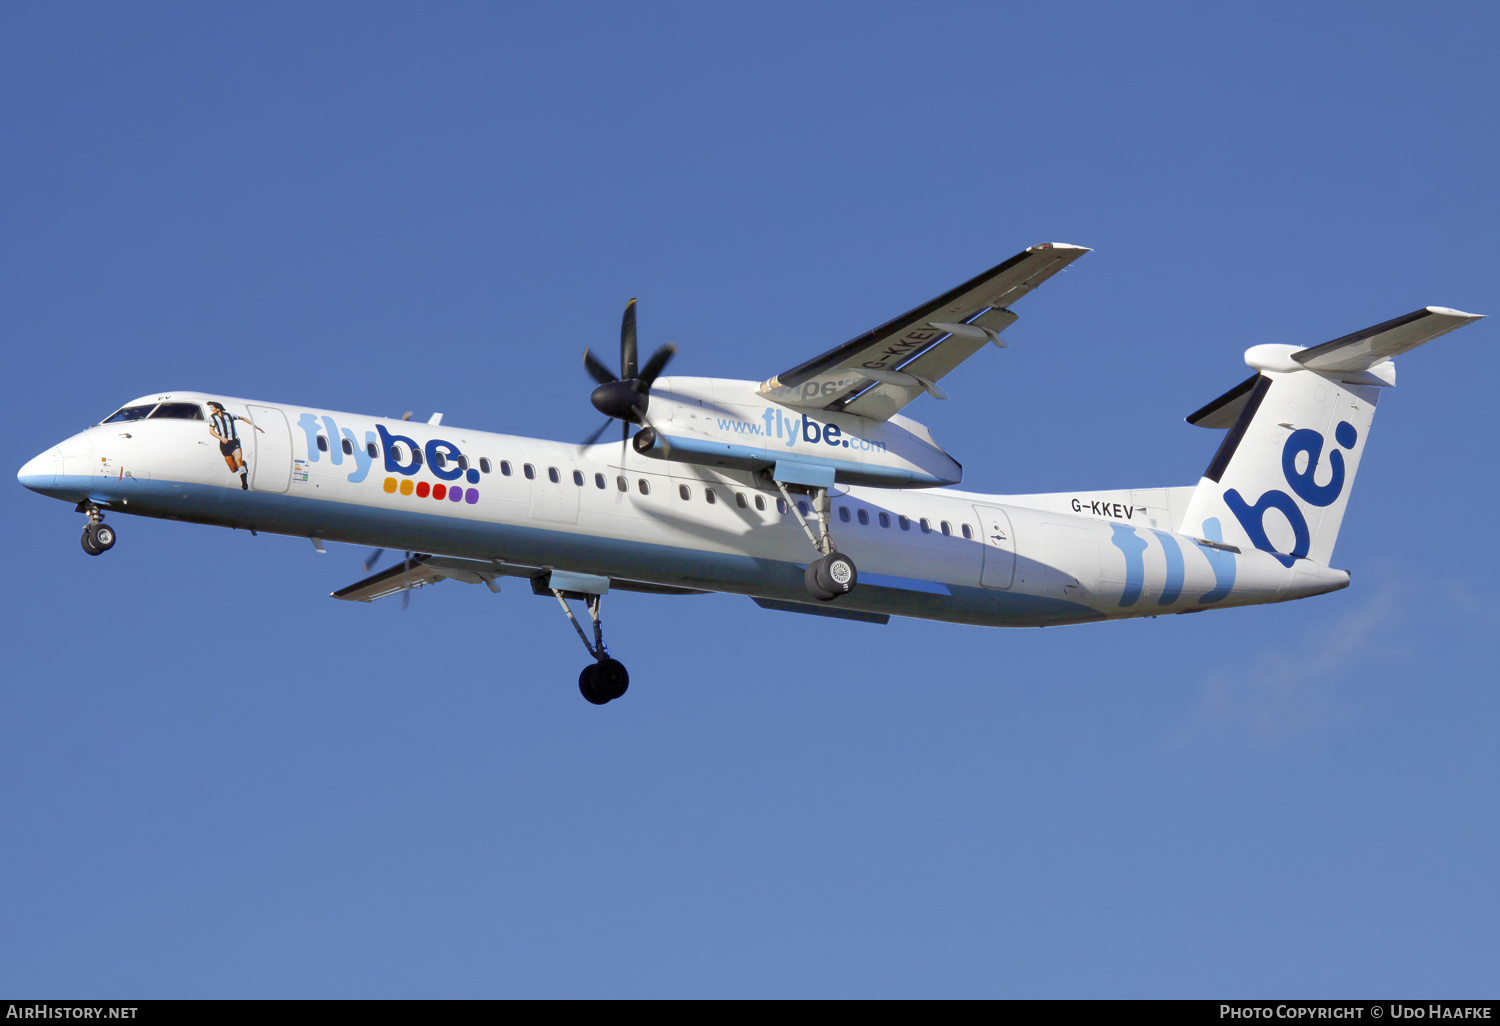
(578, 664), (610, 705)
(80, 527), (102, 556)
(804, 559), (836, 601)
(814, 552), (856, 598)
(593, 658), (629, 701)
(92, 523), (116, 552)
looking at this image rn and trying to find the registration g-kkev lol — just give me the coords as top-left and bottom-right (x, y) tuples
(17, 244), (1483, 704)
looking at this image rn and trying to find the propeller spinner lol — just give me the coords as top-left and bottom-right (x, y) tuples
(582, 299), (676, 445)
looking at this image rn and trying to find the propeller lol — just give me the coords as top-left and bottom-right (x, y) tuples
(581, 299), (676, 445)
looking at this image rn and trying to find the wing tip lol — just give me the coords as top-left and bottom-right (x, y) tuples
(1424, 306), (1485, 320)
(1031, 242), (1092, 254)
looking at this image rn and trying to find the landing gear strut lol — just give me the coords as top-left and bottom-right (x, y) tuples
(550, 588), (629, 705)
(773, 480), (857, 601)
(78, 503), (115, 556)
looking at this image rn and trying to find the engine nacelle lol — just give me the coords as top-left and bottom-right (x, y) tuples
(627, 377), (962, 488)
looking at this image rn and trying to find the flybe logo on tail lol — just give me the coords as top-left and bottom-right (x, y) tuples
(1224, 421), (1358, 568)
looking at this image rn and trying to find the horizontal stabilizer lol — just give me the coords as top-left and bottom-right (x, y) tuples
(1188, 307), (1485, 427)
(1186, 374), (1261, 429)
(1293, 306), (1484, 373)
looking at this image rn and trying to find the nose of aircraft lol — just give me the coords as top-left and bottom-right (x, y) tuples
(17, 446), (60, 491)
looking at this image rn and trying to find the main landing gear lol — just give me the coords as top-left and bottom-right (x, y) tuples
(549, 587), (630, 705)
(78, 503), (116, 556)
(773, 481), (858, 602)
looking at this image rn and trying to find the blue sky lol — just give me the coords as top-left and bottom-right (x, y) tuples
(2, 2), (1496, 997)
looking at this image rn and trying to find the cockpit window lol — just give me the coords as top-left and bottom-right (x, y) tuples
(103, 404), (157, 423)
(148, 403), (205, 421)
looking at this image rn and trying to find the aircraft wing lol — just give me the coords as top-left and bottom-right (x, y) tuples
(757, 243), (1090, 421)
(331, 554), (505, 601)
(331, 554), (710, 602)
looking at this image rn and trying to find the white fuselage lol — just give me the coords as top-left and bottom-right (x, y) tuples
(17, 389), (1349, 627)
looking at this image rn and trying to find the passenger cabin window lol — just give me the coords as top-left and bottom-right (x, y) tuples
(898, 515), (910, 531)
(498, 460), (511, 476)
(735, 492), (748, 509)
(411, 447), (423, 467)
(857, 509), (870, 526)
(595, 473), (606, 489)
(480, 458), (492, 474)
(755, 495), (766, 512)
(433, 451), (447, 469)
(679, 484), (692, 501)
(941, 521), (952, 536)
(342, 438), (354, 456)
(316, 435), (329, 452)
(367, 442), (378, 458)
(547, 467), (560, 484)
(638, 479), (650, 495)
(573, 470), (584, 486)
(920, 518), (932, 534)
(838, 507), (851, 523)
(879, 513), (890, 528)
(797, 500), (810, 517)
(616, 476), (628, 492)
(961, 524), (973, 539)
(705, 488), (716, 505)
(103, 404), (156, 423)
(776, 497), (787, 514)
(523, 464), (535, 480)
(148, 403), (204, 421)
(457, 455), (469, 471)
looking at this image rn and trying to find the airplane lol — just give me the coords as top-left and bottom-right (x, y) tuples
(15, 243), (1484, 705)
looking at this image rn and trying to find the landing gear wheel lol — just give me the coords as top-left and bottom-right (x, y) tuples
(550, 587), (629, 705)
(816, 552), (856, 595)
(80, 522), (114, 556)
(578, 659), (629, 704)
(593, 658), (629, 702)
(807, 553), (856, 600)
(804, 560), (836, 601)
(578, 664), (610, 705)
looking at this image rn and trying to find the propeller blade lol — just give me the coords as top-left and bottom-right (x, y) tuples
(583, 347), (618, 386)
(638, 342), (677, 386)
(362, 548), (385, 572)
(581, 419), (614, 446)
(620, 299), (638, 381)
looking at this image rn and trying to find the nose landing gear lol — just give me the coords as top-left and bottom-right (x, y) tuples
(78, 504), (115, 556)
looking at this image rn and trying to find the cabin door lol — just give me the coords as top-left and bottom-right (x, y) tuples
(973, 506), (1016, 589)
(246, 405), (292, 494)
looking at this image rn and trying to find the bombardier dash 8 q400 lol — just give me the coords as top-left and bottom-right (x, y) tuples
(16, 243), (1484, 704)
